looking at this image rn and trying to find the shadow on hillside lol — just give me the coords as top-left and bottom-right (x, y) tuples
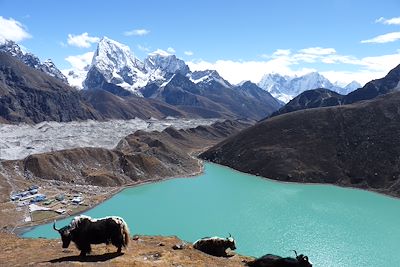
(48, 252), (123, 263)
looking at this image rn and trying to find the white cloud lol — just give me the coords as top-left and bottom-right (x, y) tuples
(188, 47), (400, 86)
(299, 47), (336, 55)
(361, 32), (400, 44)
(184, 51), (194, 56)
(272, 49), (291, 57)
(0, 16), (31, 42)
(376, 17), (400, 25)
(67, 32), (99, 48)
(321, 53), (400, 85)
(65, 52), (94, 70)
(148, 48), (175, 57)
(137, 44), (150, 52)
(124, 29), (150, 36)
(149, 49), (171, 57)
(63, 52), (94, 88)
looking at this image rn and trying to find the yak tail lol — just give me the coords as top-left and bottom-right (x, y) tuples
(121, 220), (130, 247)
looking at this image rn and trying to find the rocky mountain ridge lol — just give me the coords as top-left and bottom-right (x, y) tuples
(141, 73), (281, 120)
(0, 40), (68, 83)
(0, 52), (101, 123)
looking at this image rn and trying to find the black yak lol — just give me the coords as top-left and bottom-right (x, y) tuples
(53, 215), (130, 256)
(193, 234), (236, 257)
(247, 250), (313, 267)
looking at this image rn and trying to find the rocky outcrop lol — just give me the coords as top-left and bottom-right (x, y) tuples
(201, 92), (400, 198)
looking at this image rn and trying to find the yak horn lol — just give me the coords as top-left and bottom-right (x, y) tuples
(53, 220), (60, 231)
(292, 250), (298, 257)
(228, 233), (232, 238)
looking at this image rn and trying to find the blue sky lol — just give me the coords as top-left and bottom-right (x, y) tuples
(1, 0), (400, 85)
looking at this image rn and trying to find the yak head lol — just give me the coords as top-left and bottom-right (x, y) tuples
(293, 250), (313, 267)
(226, 233), (236, 250)
(53, 221), (72, 248)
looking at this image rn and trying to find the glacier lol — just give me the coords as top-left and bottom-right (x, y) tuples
(0, 118), (219, 160)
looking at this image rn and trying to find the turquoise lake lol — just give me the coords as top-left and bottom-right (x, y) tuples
(22, 163), (400, 267)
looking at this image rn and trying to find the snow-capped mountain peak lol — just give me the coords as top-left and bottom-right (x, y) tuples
(0, 39), (68, 84)
(189, 70), (231, 88)
(0, 39), (24, 58)
(84, 36), (148, 94)
(93, 37), (143, 70)
(258, 73), (289, 91)
(40, 59), (68, 83)
(258, 73), (292, 102)
(144, 50), (190, 77)
(84, 37), (193, 94)
(344, 81), (362, 91)
(288, 72), (333, 95)
(258, 72), (360, 103)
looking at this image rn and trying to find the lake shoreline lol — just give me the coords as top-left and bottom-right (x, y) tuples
(211, 160), (400, 200)
(17, 157), (400, 236)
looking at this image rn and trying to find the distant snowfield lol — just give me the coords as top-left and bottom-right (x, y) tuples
(0, 118), (219, 160)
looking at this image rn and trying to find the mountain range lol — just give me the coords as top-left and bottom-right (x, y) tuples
(0, 38), (281, 123)
(62, 37), (359, 104)
(269, 63), (400, 118)
(258, 72), (361, 103)
(0, 37), (365, 125)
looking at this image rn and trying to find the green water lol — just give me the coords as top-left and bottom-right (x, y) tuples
(22, 163), (400, 266)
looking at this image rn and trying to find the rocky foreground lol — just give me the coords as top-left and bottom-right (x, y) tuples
(0, 233), (253, 266)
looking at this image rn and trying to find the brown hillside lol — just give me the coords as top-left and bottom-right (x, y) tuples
(201, 92), (400, 197)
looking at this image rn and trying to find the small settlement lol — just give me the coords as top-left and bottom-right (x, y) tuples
(9, 182), (116, 225)
(9, 179), (120, 231)
(10, 185), (84, 223)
